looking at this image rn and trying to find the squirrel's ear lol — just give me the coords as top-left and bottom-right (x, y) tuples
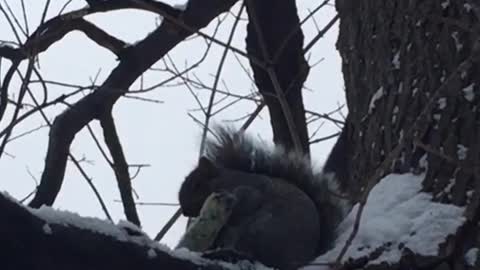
(197, 157), (219, 178)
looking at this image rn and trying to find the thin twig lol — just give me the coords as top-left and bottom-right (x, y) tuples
(154, 208), (183, 241)
(100, 111), (141, 226)
(198, 4), (245, 156)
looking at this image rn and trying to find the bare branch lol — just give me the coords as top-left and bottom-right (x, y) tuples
(154, 208), (183, 241)
(28, 0), (238, 208)
(100, 111), (141, 226)
(310, 132), (341, 144)
(199, 3), (245, 156)
(0, 58), (35, 159)
(303, 14), (339, 54)
(0, 193), (235, 270)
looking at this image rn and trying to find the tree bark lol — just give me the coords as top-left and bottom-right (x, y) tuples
(245, 0), (310, 154)
(331, 0), (480, 269)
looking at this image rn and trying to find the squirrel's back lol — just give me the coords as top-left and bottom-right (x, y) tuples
(204, 126), (350, 253)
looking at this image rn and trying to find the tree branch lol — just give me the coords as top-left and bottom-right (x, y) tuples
(100, 111), (141, 226)
(0, 0), (181, 62)
(244, 0), (310, 154)
(75, 19), (128, 57)
(0, 193), (231, 270)
(28, 0), (238, 208)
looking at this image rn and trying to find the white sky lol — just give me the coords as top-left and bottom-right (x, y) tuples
(0, 0), (345, 247)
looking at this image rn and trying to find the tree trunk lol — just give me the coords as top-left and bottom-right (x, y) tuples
(245, 0), (310, 154)
(330, 0), (480, 269)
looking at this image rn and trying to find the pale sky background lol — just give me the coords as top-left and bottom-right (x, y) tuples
(0, 0), (345, 247)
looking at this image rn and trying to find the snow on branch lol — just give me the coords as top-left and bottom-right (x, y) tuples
(0, 192), (257, 270)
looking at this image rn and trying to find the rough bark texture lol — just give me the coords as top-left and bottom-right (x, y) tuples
(329, 0), (480, 269)
(245, 0), (310, 154)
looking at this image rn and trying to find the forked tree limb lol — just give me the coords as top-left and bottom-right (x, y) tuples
(0, 1), (180, 62)
(28, 0), (238, 208)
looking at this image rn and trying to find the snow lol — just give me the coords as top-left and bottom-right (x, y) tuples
(26, 205), (178, 254)
(412, 87), (419, 96)
(172, 248), (270, 270)
(32, 206), (128, 239)
(467, 190), (474, 201)
(303, 173), (465, 269)
(392, 52), (400, 69)
(0, 42), (18, 52)
(419, 154), (428, 169)
(451, 32), (463, 51)
(43, 223), (52, 235)
(437, 98), (447, 109)
(1, 192), (268, 269)
(118, 219), (145, 235)
(392, 106), (399, 123)
(443, 178), (455, 195)
(464, 3), (472, 12)
(462, 83), (475, 101)
(40, 26), (50, 36)
(1, 191), (18, 202)
(147, 248), (158, 259)
(171, 247), (267, 270)
(0, 171), (467, 269)
(457, 144), (468, 160)
(219, 260), (273, 270)
(2, 193), (149, 244)
(441, 0), (450, 9)
(369, 87), (384, 113)
(465, 248), (479, 266)
(172, 248), (207, 264)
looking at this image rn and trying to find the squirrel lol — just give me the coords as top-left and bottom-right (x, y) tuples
(178, 126), (351, 269)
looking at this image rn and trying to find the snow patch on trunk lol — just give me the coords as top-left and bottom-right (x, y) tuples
(304, 173), (465, 269)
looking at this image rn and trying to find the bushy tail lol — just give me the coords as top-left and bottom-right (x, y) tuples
(204, 125), (351, 252)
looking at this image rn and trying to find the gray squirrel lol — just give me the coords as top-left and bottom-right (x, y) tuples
(178, 126), (351, 269)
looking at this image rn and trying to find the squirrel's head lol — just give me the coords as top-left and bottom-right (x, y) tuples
(179, 157), (219, 217)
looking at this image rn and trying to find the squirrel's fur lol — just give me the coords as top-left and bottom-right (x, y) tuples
(178, 126), (350, 269)
(204, 126), (349, 233)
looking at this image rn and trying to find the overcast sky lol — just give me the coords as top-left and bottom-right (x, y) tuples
(0, 0), (344, 247)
